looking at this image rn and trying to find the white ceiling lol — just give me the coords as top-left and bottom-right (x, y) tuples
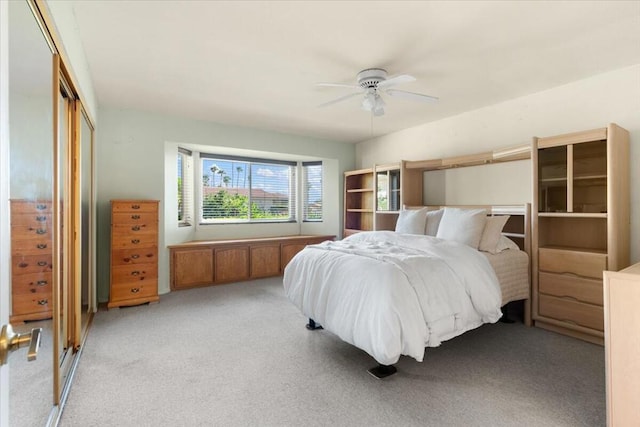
(70, 1), (640, 143)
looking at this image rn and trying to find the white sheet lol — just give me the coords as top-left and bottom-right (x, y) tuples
(283, 231), (502, 365)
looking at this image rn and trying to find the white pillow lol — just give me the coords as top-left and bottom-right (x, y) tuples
(496, 235), (520, 252)
(425, 209), (444, 236)
(436, 208), (487, 249)
(479, 215), (510, 254)
(395, 208), (428, 235)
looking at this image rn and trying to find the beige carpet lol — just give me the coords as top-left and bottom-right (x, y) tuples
(59, 277), (604, 426)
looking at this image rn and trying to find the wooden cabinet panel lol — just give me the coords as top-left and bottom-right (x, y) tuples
(11, 272), (53, 292)
(215, 247), (249, 283)
(281, 243), (306, 271)
(538, 272), (603, 306)
(251, 245), (280, 278)
(539, 294), (603, 331)
(538, 248), (607, 279)
(12, 254), (53, 274)
(11, 293), (53, 319)
(169, 235), (334, 290)
(109, 200), (159, 309)
(173, 248), (214, 289)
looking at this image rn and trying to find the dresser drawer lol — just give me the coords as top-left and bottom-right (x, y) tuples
(11, 224), (53, 240)
(111, 234), (158, 249)
(112, 223), (157, 236)
(110, 279), (157, 302)
(11, 212), (52, 227)
(12, 255), (53, 274)
(538, 271), (603, 306)
(112, 212), (157, 225)
(12, 292), (53, 315)
(11, 200), (52, 214)
(112, 201), (158, 213)
(539, 294), (604, 331)
(11, 239), (52, 256)
(111, 263), (158, 283)
(111, 248), (158, 266)
(12, 272), (53, 293)
(539, 248), (607, 279)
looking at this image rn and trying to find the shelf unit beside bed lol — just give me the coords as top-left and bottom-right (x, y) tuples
(344, 168), (374, 236)
(532, 124), (630, 345)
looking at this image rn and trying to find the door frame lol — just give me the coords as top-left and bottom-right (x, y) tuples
(0, 0), (11, 424)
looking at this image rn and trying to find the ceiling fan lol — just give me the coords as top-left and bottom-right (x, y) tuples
(316, 68), (438, 116)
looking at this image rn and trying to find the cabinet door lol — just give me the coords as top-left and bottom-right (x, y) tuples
(250, 244), (280, 278)
(173, 248), (214, 289)
(281, 243), (306, 271)
(215, 246), (249, 283)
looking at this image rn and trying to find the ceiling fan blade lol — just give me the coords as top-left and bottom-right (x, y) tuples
(315, 82), (361, 90)
(377, 74), (416, 90)
(385, 89), (439, 103)
(317, 92), (362, 108)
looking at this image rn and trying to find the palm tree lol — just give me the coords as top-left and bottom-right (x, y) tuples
(210, 165), (219, 187)
(223, 175), (231, 187)
(236, 166), (243, 187)
(217, 169), (225, 187)
(202, 175), (209, 187)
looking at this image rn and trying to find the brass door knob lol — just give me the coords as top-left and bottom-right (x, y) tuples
(0, 324), (42, 366)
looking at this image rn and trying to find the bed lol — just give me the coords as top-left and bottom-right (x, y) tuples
(283, 204), (531, 377)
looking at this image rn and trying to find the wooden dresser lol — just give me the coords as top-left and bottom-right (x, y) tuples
(604, 263), (640, 426)
(10, 200), (54, 322)
(109, 200), (159, 308)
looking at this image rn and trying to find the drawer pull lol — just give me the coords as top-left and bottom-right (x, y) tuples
(18, 262), (28, 268)
(131, 239), (140, 244)
(36, 244), (47, 249)
(35, 280), (47, 286)
(36, 215), (47, 222)
(37, 299), (48, 305)
(130, 287), (140, 294)
(131, 204), (140, 210)
(36, 204), (47, 211)
(131, 271), (141, 276)
(131, 225), (141, 231)
(131, 254), (140, 259)
(131, 215), (141, 220)
(37, 261), (48, 267)
(35, 228), (47, 235)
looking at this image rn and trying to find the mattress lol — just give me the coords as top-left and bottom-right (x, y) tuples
(483, 249), (530, 305)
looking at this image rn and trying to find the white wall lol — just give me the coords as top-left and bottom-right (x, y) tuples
(356, 64), (640, 263)
(97, 107), (355, 301)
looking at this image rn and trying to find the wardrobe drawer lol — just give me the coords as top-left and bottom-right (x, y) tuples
(110, 279), (157, 302)
(538, 272), (603, 306)
(539, 248), (607, 279)
(11, 224), (52, 240)
(111, 248), (158, 266)
(539, 294), (603, 331)
(112, 201), (158, 213)
(12, 255), (53, 274)
(112, 223), (157, 236)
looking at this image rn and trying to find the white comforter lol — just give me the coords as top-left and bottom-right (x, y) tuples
(283, 231), (502, 365)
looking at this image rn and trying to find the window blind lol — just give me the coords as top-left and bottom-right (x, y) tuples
(302, 161), (322, 221)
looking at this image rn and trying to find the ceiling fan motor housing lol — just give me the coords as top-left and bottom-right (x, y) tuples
(357, 68), (387, 89)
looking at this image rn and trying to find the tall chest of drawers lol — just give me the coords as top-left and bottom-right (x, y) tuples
(108, 200), (160, 309)
(10, 200), (54, 322)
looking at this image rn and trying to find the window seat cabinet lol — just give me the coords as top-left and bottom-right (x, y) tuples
(168, 235), (334, 290)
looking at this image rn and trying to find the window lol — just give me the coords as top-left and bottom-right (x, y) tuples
(200, 154), (297, 223)
(177, 148), (193, 225)
(302, 161), (323, 221)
